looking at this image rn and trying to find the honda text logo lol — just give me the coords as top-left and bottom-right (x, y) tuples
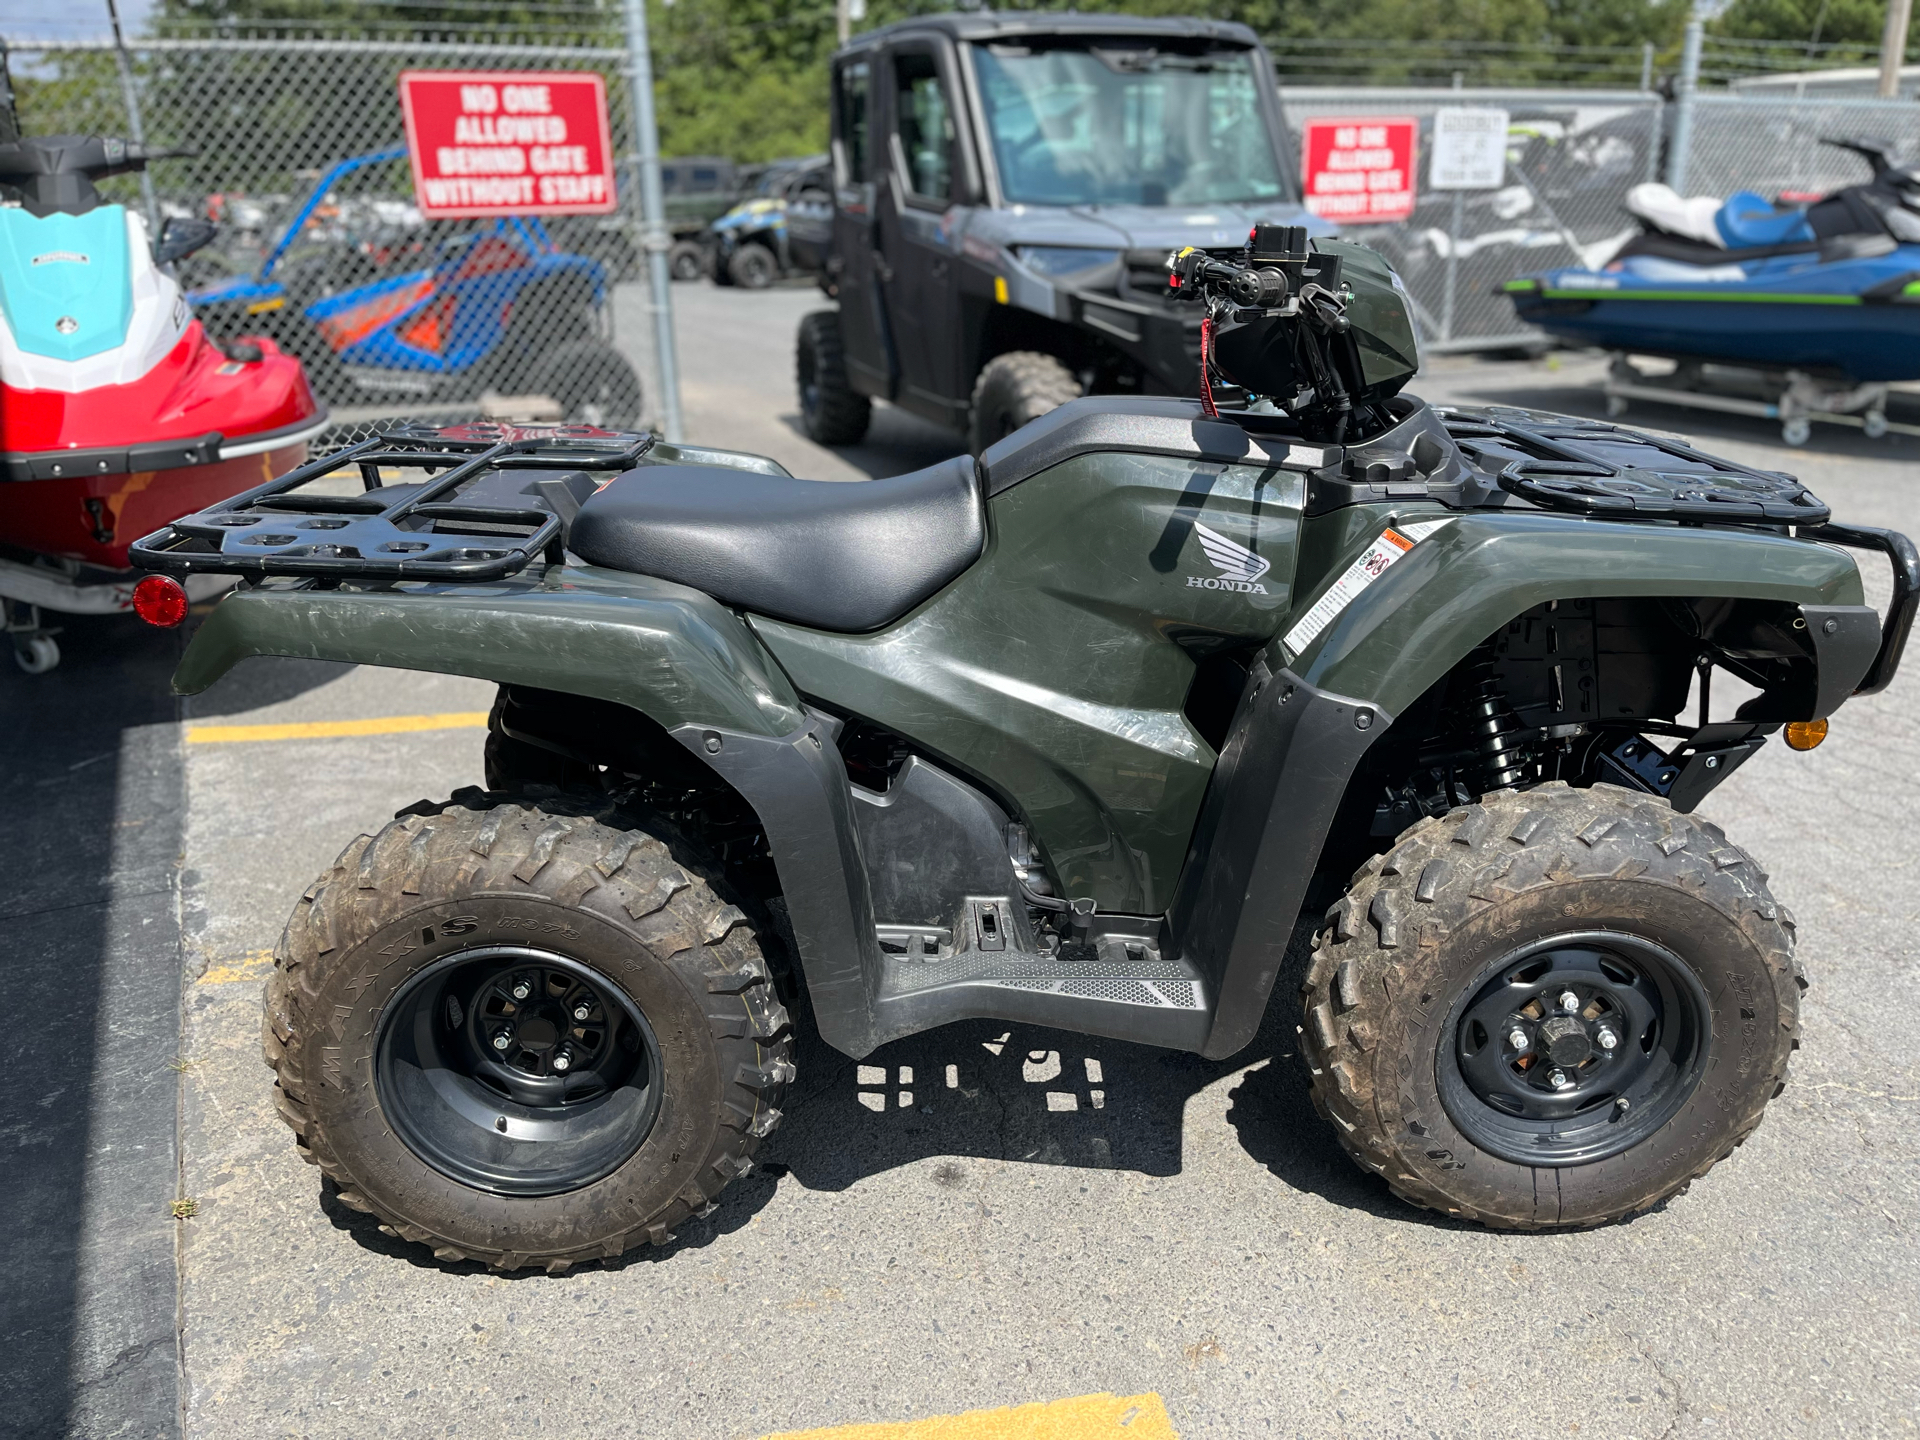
(1187, 524), (1271, 594)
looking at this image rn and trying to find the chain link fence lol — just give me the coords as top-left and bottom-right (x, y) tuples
(12, 37), (1920, 396)
(1280, 87), (1663, 352)
(1278, 89), (1920, 353)
(10, 37), (653, 449)
(1684, 95), (1920, 201)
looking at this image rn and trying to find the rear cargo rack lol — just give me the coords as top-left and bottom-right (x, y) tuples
(1443, 409), (1831, 525)
(129, 421), (654, 583)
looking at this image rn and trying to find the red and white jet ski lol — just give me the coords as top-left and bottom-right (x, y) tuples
(0, 132), (325, 672)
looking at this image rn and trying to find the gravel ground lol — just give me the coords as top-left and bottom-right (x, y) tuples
(7, 281), (1915, 1439)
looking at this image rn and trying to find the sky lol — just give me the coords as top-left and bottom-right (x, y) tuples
(2, 0), (154, 44)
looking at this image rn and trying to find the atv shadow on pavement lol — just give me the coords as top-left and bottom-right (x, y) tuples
(760, 919), (1455, 1228)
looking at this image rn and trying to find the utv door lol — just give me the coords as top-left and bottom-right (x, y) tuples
(875, 38), (970, 426)
(830, 51), (895, 398)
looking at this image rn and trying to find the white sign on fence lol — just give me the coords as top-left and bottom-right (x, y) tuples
(1429, 108), (1510, 190)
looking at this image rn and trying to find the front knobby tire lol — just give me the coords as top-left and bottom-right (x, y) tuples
(967, 351), (1082, 456)
(263, 791), (793, 1271)
(1299, 782), (1802, 1230)
(796, 310), (872, 445)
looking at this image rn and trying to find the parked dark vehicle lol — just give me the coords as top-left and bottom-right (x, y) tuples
(706, 156), (833, 288)
(132, 231), (1915, 1269)
(795, 12), (1325, 454)
(545, 156), (746, 283)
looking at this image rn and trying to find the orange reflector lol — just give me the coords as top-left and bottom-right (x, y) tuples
(1785, 718), (1829, 751)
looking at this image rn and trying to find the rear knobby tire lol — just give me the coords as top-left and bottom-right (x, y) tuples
(263, 791), (792, 1271)
(967, 351), (1082, 456)
(669, 240), (706, 282)
(796, 310), (872, 445)
(1299, 782), (1802, 1229)
(530, 340), (644, 430)
(727, 242), (778, 289)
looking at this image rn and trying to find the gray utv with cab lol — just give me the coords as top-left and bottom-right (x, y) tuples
(796, 12), (1328, 455)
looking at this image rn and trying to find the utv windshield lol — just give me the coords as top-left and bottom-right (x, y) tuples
(972, 41), (1287, 208)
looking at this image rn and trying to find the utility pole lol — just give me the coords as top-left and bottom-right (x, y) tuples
(1880, 0), (1913, 97)
(620, 0), (685, 442)
(837, 0), (865, 47)
(104, 0), (159, 233)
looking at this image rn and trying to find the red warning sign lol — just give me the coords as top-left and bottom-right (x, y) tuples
(399, 69), (617, 218)
(1299, 116), (1417, 224)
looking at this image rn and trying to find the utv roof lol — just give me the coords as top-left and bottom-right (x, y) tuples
(841, 11), (1262, 51)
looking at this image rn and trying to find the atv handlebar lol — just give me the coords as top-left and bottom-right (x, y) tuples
(1165, 239), (1349, 331)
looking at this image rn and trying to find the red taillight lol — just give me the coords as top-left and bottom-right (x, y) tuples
(132, 574), (189, 628)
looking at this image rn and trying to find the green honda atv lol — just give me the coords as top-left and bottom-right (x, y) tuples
(132, 225), (1914, 1271)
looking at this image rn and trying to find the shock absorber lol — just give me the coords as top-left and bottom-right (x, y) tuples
(1468, 679), (1531, 791)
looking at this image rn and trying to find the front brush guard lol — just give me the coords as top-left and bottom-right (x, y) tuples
(1808, 522), (1919, 696)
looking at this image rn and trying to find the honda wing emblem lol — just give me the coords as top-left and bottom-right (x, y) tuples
(1189, 523), (1271, 594)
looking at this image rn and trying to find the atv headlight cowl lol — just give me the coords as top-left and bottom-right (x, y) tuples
(1014, 246), (1122, 285)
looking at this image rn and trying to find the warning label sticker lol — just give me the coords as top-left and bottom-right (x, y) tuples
(1283, 517), (1456, 657)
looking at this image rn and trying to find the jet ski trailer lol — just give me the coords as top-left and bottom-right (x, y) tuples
(1504, 137), (1920, 444)
(1595, 355), (1920, 447)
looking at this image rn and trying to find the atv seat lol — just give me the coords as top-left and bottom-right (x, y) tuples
(568, 454), (984, 632)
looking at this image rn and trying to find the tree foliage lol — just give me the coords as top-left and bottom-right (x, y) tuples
(1711, 0), (1897, 50)
(121, 0), (1860, 166)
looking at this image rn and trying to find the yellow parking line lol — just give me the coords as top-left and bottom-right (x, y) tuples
(760, 1392), (1177, 1439)
(186, 711), (489, 744)
(198, 950), (275, 984)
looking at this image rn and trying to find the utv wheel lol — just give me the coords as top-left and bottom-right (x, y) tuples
(796, 310), (872, 445)
(727, 242), (778, 289)
(530, 340), (644, 429)
(263, 793), (792, 1271)
(669, 240), (706, 282)
(967, 351), (1082, 455)
(1299, 782), (1801, 1230)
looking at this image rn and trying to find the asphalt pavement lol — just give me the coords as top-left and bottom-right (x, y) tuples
(3, 281), (1917, 1438)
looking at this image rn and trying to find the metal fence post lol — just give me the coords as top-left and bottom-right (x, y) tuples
(0, 39), (19, 144)
(1667, 19), (1703, 194)
(620, 0), (685, 442)
(1440, 72), (1463, 347)
(1881, 0), (1914, 97)
(105, 0), (159, 234)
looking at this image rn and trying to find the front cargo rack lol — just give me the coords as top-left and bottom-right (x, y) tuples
(129, 421), (655, 583)
(1441, 408), (1831, 525)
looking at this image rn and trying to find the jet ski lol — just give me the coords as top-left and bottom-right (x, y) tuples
(0, 132), (326, 672)
(1502, 138), (1920, 442)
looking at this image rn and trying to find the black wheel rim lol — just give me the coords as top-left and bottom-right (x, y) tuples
(375, 945), (664, 1196)
(1436, 930), (1712, 1168)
